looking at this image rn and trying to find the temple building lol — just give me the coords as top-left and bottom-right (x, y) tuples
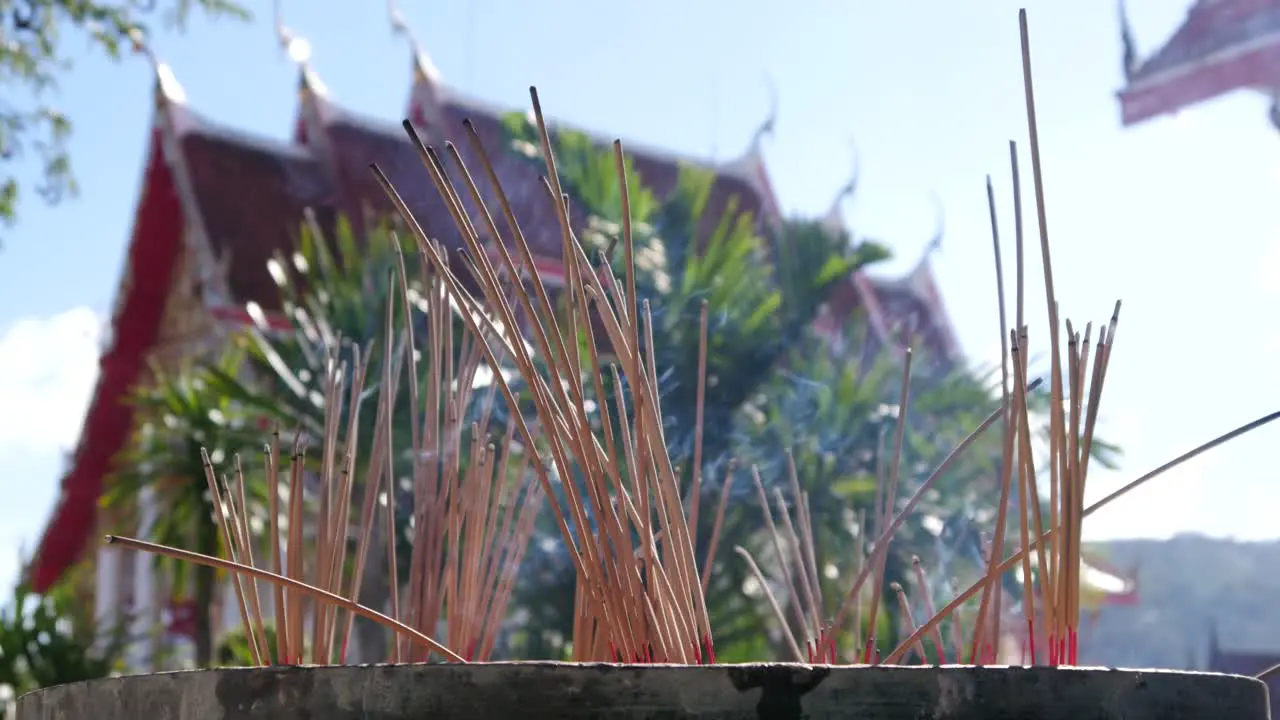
(1117, 0), (1280, 130)
(25, 19), (964, 664)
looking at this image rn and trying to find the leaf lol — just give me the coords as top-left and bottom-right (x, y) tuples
(830, 473), (879, 498)
(743, 292), (782, 332)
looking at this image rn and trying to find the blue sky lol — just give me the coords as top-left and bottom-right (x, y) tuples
(2, 0), (1277, 593)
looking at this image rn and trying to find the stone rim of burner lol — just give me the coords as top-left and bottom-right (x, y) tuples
(15, 662), (1270, 720)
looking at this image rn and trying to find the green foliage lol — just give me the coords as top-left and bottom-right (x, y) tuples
(500, 112), (659, 223)
(0, 0), (251, 239)
(103, 348), (260, 588)
(215, 624), (279, 667)
(0, 580), (123, 717)
(208, 216), (415, 435)
(722, 327), (973, 653)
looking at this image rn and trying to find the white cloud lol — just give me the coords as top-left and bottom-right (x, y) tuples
(0, 307), (103, 455)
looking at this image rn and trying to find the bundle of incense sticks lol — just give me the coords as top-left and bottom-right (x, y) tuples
(368, 87), (734, 664)
(392, 250), (546, 664)
(108, 246), (543, 666)
(349, 21), (1273, 664)
(566, 311), (737, 664)
(962, 9), (1119, 669)
(107, 6), (1280, 669)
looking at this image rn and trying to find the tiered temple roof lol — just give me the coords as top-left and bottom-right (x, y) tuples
(27, 24), (962, 591)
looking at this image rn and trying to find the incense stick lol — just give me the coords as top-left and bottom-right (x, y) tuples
(105, 535), (464, 662)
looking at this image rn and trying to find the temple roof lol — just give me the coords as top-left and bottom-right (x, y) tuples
(184, 80), (780, 317)
(866, 255), (962, 364)
(180, 116), (336, 310)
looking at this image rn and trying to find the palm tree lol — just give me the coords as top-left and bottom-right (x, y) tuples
(101, 350), (260, 666)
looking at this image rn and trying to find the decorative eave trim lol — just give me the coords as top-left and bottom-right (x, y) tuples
(140, 53), (227, 314)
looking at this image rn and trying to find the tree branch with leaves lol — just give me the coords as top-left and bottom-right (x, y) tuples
(0, 0), (250, 242)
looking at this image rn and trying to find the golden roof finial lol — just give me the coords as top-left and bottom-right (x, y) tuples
(128, 27), (187, 105)
(1119, 0), (1139, 81)
(390, 0), (440, 83)
(821, 139), (860, 234)
(918, 194), (945, 265)
(748, 74), (779, 152)
(274, 0), (329, 97)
